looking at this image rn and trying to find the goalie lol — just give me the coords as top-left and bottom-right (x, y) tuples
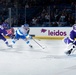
(12, 23), (33, 48)
(64, 24), (76, 55)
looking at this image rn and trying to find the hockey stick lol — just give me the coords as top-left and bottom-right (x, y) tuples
(32, 38), (45, 49)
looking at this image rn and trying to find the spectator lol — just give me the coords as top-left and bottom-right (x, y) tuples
(58, 13), (67, 26)
(31, 17), (38, 26)
(52, 22), (58, 27)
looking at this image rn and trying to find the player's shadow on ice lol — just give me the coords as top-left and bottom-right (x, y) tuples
(42, 54), (76, 59)
(27, 49), (48, 53)
(0, 47), (48, 54)
(0, 48), (7, 51)
(0, 47), (23, 53)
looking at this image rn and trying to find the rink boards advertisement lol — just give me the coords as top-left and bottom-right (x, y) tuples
(14, 27), (72, 39)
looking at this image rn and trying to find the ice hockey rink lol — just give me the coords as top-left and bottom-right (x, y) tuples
(0, 39), (76, 75)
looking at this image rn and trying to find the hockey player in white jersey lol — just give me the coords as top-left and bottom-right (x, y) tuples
(12, 24), (33, 48)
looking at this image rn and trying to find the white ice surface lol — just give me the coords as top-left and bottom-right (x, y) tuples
(0, 39), (76, 75)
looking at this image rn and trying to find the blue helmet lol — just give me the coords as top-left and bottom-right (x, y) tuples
(2, 22), (9, 29)
(73, 24), (76, 30)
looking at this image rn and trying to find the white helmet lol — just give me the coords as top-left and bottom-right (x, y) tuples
(73, 24), (76, 30)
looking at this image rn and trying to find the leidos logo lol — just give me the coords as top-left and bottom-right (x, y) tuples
(41, 29), (67, 36)
(41, 29), (47, 33)
(48, 30), (67, 36)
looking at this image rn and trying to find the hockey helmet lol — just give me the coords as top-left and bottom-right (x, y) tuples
(73, 24), (76, 30)
(2, 22), (9, 29)
(24, 24), (29, 27)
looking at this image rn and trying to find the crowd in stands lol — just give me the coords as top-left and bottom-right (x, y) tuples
(35, 3), (75, 27)
(0, 0), (75, 27)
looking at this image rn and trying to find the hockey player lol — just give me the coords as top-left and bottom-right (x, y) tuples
(0, 25), (12, 47)
(2, 21), (14, 39)
(12, 24), (33, 48)
(64, 24), (76, 55)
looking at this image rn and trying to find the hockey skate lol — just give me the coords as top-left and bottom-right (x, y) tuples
(65, 44), (76, 55)
(12, 39), (16, 44)
(7, 44), (12, 48)
(5, 41), (12, 48)
(65, 49), (73, 55)
(29, 45), (33, 48)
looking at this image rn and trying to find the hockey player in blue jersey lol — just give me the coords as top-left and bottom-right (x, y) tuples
(0, 25), (12, 47)
(1, 21), (14, 39)
(12, 24), (33, 48)
(64, 24), (76, 55)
